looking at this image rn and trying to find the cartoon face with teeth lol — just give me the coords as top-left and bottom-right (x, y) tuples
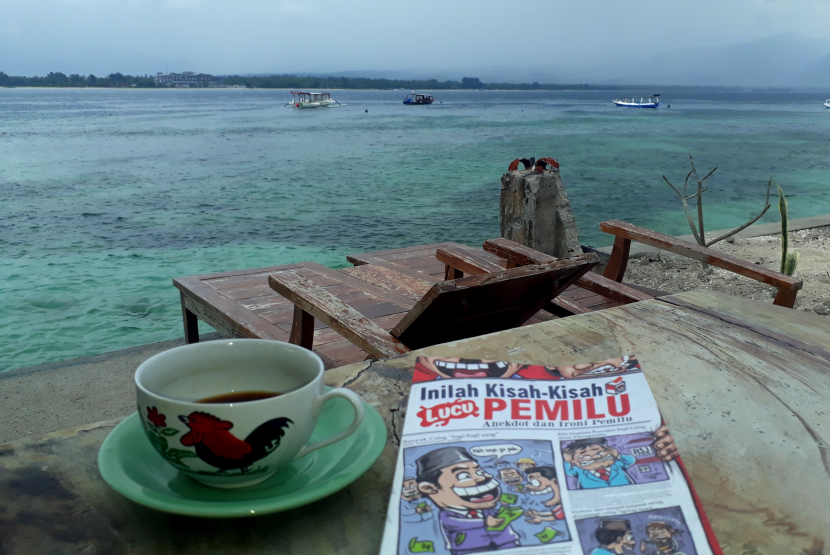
(498, 467), (524, 487)
(525, 466), (561, 506)
(416, 356), (523, 380)
(565, 440), (619, 472)
(416, 446), (521, 554)
(417, 449), (502, 510)
(412, 355), (637, 384)
(563, 438), (636, 489)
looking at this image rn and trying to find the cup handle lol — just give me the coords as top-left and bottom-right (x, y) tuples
(292, 388), (365, 461)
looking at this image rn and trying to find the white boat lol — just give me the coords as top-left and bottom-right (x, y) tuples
(613, 95), (662, 108)
(825, 99), (830, 108)
(286, 91), (342, 109)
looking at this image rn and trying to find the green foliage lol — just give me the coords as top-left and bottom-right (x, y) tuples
(777, 183), (800, 276)
(461, 77), (483, 89)
(0, 71), (157, 87)
(0, 70), (607, 90)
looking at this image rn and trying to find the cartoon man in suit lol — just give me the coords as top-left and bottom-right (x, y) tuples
(563, 438), (636, 489)
(416, 446), (520, 554)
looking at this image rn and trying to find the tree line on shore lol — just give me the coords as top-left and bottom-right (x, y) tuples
(0, 72), (158, 87)
(0, 71), (611, 90)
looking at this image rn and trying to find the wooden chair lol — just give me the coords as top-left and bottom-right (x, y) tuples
(347, 242), (650, 317)
(267, 254), (598, 360)
(441, 239), (653, 317)
(599, 220), (803, 308)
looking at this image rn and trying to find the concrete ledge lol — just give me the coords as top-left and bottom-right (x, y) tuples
(0, 333), (221, 443)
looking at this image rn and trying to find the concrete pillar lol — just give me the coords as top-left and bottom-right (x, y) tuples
(500, 167), (581, 258)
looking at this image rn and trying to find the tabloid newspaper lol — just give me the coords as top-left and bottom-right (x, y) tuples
(379, 355), (723, 555)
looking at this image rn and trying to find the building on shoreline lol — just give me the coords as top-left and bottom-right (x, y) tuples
(154, 72), (226, 88)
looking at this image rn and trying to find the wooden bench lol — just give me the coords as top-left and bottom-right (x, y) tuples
(600, 220), (803, 307)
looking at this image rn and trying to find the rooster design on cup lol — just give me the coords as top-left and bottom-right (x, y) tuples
(178, 412), (293, 473)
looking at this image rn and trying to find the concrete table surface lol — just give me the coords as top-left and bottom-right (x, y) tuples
(1, 290), (828, 555)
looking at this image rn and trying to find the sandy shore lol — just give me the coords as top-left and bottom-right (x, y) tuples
(622, 225), (830, 316)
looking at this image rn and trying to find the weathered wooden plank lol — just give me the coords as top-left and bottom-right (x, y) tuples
(180, 292), (200, 344)
(187, 262), (307, 282)
(205, 267), (317, 291)
(484, 237), (649, 305)
(577, 272), (653, 303)
(238, 293), (292, 311)
(483, 237), (558, 265)
(339, 265), (433, 301)
(269, 271), (411, 360)
(346, 242), (456, 262)
(436, 246), (504, 276)
(393, 254), (598, 349)
(219, 282), (282, 301)
(301, 262), (417, 310)
(602, 235), (631, 282)
(219, 274), (353, 302)
(289, 306), (314, 349)
(393, 254), (447, 271)
(349, 254), (444, 283)
(558, 287), (596, 301)
(314, 338), (374, 366)
(546, 296), (592, 316)
(174, 277), (290, 341)
(599, 220), (803, 307)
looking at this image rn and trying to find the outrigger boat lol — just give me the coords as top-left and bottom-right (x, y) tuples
(613, 94), (662, 108)
(286, 91), (341, 109)
(403, 92), (434, 105)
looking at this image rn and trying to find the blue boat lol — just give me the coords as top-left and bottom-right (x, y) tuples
(613, 94), (662, 108)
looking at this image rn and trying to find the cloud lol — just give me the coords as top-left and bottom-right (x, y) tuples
(279, 1), (313, 14)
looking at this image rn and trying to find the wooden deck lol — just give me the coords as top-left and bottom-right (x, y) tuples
(173, 243), (559, 370)
(347, 242), (626, 316)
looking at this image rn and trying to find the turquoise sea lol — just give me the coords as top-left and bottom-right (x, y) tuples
(2, 88), (829, 372)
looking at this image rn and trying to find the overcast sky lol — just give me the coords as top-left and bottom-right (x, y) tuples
(3, 0), (830, 81)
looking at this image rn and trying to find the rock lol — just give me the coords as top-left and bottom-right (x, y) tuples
(813, 305), (830, 316)
(500, 167), (581, 258)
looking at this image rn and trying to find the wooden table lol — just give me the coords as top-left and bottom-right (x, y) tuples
(1, 291), (828, 554)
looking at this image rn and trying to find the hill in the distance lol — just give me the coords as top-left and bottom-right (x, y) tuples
(322, 33), (830, 89)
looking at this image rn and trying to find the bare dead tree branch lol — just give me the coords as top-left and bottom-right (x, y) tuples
(705, 179), (772, 247)
(685, 188), (707, 200)
(663, 175), (701, 244)
(688, 154), (711, 246)
(663, 154), (771, 270)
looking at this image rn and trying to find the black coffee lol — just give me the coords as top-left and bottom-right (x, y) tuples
(196, 391), (282, 404)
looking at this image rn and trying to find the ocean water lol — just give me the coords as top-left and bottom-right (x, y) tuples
(2, 88), (829, 372)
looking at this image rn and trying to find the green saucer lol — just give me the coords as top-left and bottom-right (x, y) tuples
(98, 394), (386, 518)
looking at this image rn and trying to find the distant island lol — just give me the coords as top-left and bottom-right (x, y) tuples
(0, 71), (782, 92)
(0, 71), (606, 90)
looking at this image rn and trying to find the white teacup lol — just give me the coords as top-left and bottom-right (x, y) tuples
(134, 339), (364, 488)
